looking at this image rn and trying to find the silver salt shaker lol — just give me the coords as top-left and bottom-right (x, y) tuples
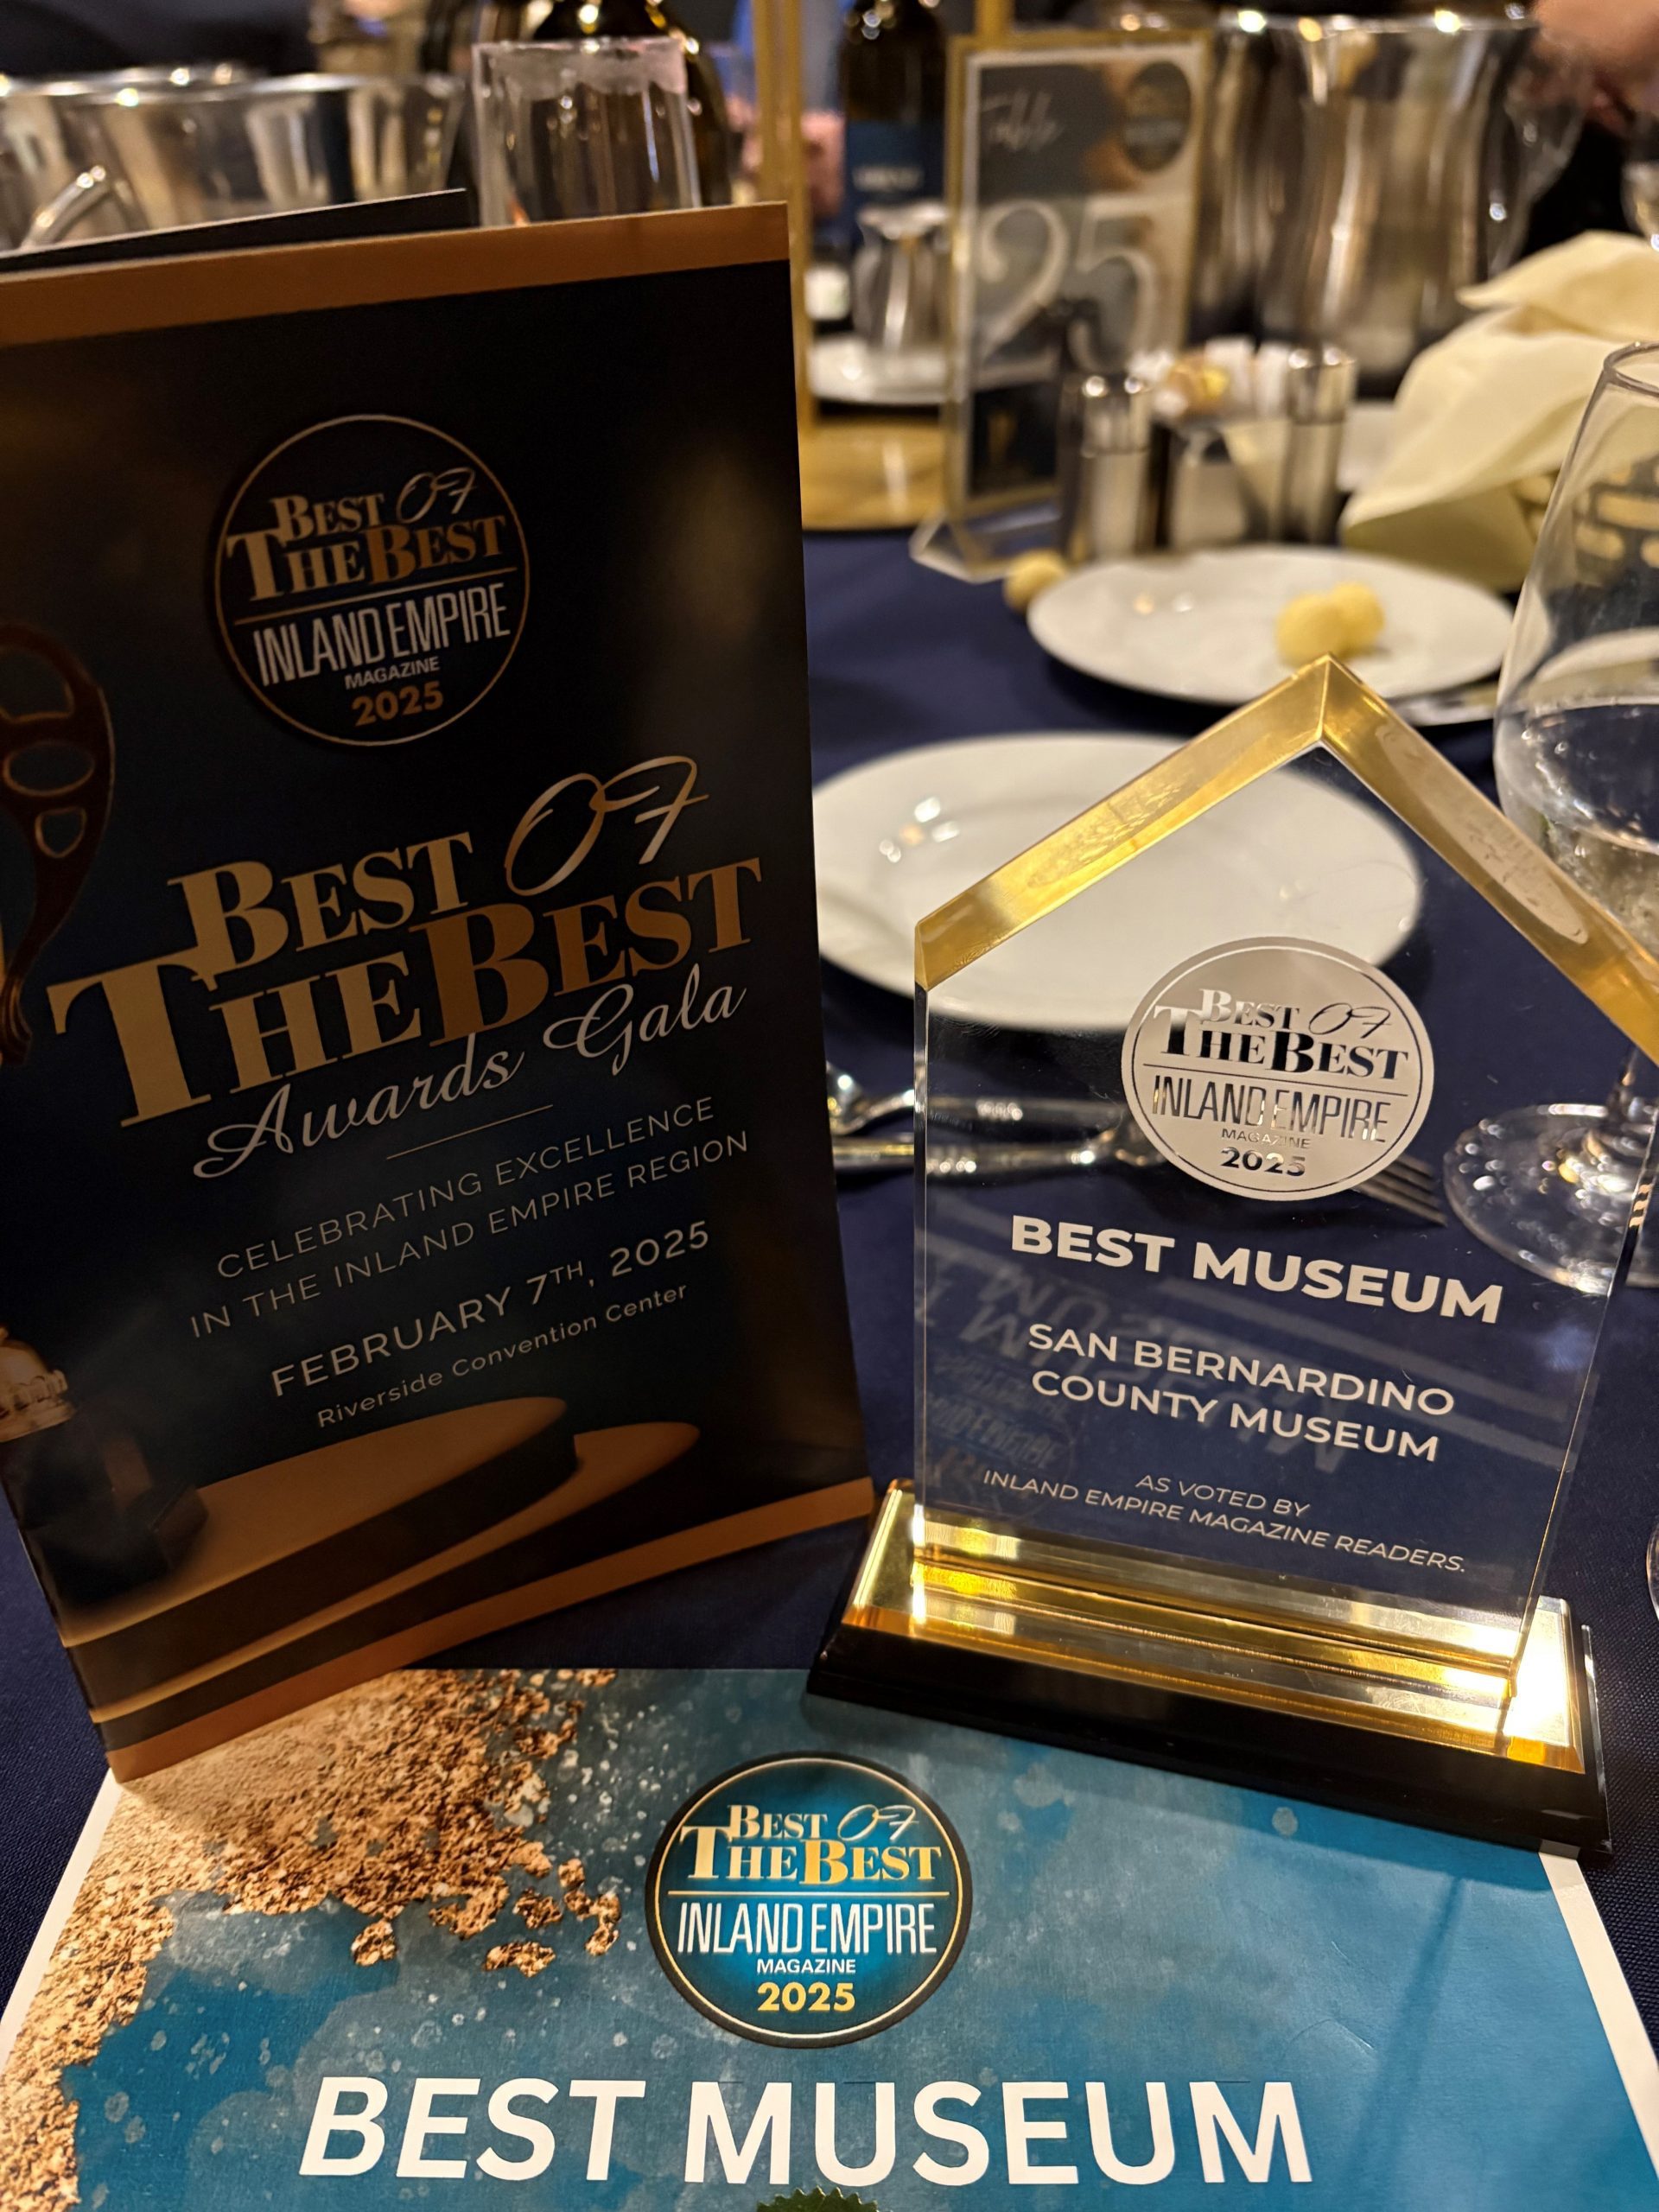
(1058, 371), (1156, 565)
(1276, 344), (1358, 544)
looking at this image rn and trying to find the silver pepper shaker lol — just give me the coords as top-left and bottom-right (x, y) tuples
(1058, 371), (1156, 566)
(1159, 417), (1252, 551)
(1276, 343), (1358, 544)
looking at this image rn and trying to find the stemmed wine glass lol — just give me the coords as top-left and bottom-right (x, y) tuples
(1441, 343), (1659, 1603)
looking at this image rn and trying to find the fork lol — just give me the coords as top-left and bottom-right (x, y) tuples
(834, 1127), (1446, 1225)
(1353, 1149), (1445, 1226)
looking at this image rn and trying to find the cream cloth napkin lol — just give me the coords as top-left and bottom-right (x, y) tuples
(1340, 232), (1659, 589)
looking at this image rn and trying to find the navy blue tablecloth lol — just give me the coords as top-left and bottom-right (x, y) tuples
(3, 531), (1657, 2052)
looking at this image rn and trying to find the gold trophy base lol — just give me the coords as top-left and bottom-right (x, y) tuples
(811, 1485), (1610, 1855)
(799, 418), (944, 532)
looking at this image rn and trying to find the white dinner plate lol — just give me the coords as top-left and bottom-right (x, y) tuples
(814, 733), (1423, 1032)
(1027, 546), (1513, 709)
(809, 334), (944, 409)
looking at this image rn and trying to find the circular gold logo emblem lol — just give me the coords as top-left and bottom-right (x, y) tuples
(1123, 938), (1435, 1203)
(213, 414), (530, 747)
(647, 1753), (971, 2047)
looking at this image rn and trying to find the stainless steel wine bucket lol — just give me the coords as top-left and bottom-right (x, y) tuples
(1192, 10), (1589, 389)
(41, 73), (464, 243)
(0, 64), (246, 251)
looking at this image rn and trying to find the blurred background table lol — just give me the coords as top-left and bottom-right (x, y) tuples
(3, 529), (1657, 2058)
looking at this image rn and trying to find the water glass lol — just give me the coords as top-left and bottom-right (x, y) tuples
(1448, 342), (1659, 1296)
(473, 40), (702, 226)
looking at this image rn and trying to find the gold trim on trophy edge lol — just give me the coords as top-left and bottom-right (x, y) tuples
(914, 658), (1659, 1070)
(847, 1485), (1588, 1770)
(917, 1506), (1523, 1668)
(0, 203), (790, 349)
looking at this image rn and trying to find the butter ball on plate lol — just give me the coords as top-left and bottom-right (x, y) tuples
(1274, 582), (1387, 667)
(1005, 550), (1071, 615)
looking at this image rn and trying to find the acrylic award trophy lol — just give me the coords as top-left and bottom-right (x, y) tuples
(813, 660), (1659, 1851)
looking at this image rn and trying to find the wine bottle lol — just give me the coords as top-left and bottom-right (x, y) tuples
(839, 0), (945, 241)
(532, 0), (734, 206)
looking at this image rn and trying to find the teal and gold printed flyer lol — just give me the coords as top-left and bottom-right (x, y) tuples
(2, 1669), (1654, 2207)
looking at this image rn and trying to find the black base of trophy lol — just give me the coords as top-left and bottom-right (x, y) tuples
(810, 1487), (1611, 1858)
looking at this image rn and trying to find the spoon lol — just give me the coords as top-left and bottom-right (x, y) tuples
(827, 1060), (917, 1136)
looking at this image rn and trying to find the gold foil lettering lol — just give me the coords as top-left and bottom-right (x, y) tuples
(404, 833), (474, 915)
(48, 957), (211, 1124)
(624, 878), (693, 972)
(687, 858), (762, 950)
(217, 976), (335, 1091)
(351, 851), (417, 932)
(286, 864), (359, 952)
(333, 953), (421, 1058)
(172, 861), (289, 981)
(550, 896), (626, 996)
(416, 905), (548, 1043)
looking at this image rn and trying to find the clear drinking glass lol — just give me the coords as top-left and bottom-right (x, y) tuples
(1441, 343), (1659, 1618)
(1448, 343), (1659, 1304)
(473, 39), (702, 226)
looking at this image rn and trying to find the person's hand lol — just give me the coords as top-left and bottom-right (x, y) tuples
(1537, 0), (1659, 93)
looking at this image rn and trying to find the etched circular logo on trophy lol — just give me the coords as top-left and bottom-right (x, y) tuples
(646, 1752), (970, 2046)
(213, 415), (530, 747)
(1122, 938), (1435, 1203)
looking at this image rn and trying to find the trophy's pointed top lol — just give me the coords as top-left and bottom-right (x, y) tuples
(912, 655), (1659, 1063)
